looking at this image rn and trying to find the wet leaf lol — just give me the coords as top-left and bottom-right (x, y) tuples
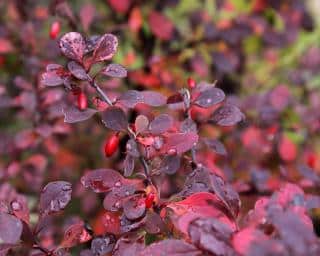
(117, 90), (166, 108)
(123, 155), (135, 177)
(41, 64), (69, 87)
(39, 181), (72, 217)
(91, 235), (115, 256)
(161, 132), (198, 155)
(81, 169), (124, 193)
(211, 104), (244, 126)
(60, 222), (92, 248)
(102, 63), (127, 78)
(194, 87), (225, 108)
(101, 106), (128, 131)
(141, 91), (166, 107)
(122, 195), (146, 220)
(135, 115), (149, 134)
(160, 155), (181, 175)
(59, 32), (86, 62)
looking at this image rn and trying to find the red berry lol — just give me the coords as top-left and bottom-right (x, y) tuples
(145, 193), (155, 209)
(77, 92), (88, 111)
(49, 21), (61, 39)
(187, 77), (196, 89)
(104, 133), (120, 157)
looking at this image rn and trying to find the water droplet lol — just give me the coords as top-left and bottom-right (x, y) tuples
(115, 202), (121, 208)
(114, 181), (121, 187)
(11, 201), (21, 211)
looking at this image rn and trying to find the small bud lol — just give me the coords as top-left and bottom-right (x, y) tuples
(104, 133), (120, 157)
(49, 21), (61, 39)
(187, 77), (196, 89)
(77, 91), (88, 111)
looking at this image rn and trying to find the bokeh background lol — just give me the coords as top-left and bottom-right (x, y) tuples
(1, 0), (320, 253)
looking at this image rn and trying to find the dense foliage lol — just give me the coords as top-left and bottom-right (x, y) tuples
(0, 0), (320, 255)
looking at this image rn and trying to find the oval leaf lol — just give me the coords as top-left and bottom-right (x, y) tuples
(101, 106), (128, 131)
(67, 61), (88, 80)
(63, 106), (97, 123)
(203, 138), (227, 156)
(211, 104), (244, 126)
(0, 213), (23, 244)
(39, 181), (72, 217)
(59, 32), (86, 62)
(149, 114), (173, 134)
(102, 63), (127, 78)
(93, 34), (118, 62)
(194, 87), (225, 108)
(161, 132), (198, 155)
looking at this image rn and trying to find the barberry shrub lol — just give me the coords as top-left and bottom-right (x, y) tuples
(1, 27), (320, 255)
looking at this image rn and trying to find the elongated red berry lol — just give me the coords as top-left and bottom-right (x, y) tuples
(49, 21), (61, 39)
(187, 77), (196, 89)
(77, 91), (88, 111)
(104, 133), (120, 157)
(145, 193), (155, 209)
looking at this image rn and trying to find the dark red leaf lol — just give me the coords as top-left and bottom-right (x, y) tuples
(10, 195), (30, 224)
(161, 132), (198, 155)
(167, 93), (184, 104)
(63, 106), (97, 123)
(149, 114), (173, 134)
(60, 222), (92, 248)
(194, 87), (225, 108)
(67, 61), (88, 80)
(102, 63), (127, 78)
(41, 64), (69, 87)
(180, 118), (197, 133)
(117, 90), (166, 108)
(0, 213), (23, 244)
(39, 181), (72, 217)
(107, 0), (131, 14)
(85, 35), (101, 54)
(81, 169), (124, 193)
(126, 139), (140, 158)
(93, 34), (118, 62)
(59, 32), (86, 62)
(101, 106), (128, 131)
(113, 235), (145, 256)
(139, 239), (201, 256)
(211, 104), (244, 126)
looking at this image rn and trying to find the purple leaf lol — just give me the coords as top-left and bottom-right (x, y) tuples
(59, 32), (86, 62)
(67, 61), (88, 80)
(117, 90), (144, 108)
(149, 114), (173, 134)
(102, 63), (127, 78)
(91, 235), (115, 256)
(138, 239), (201, 256)
(123, 155), (135, 177)
(84, 35), (101, 54)
(81, 169), (124, 193)
(101, 106), (128, 131)
(180, 118), (197, 133)
(93, 34), (118, 62)
(0, 213), (23, 244)
(160, 155), (181, 175)
(203, 138), (227, 156)
(141, 91), (167, 107)
(39, 181), (72, 217)
(211, 104), (244, 126)
(297, 164), (320, 186)
(126, 139), (140, 158)
(41, 64), (69, 87)
(161, 132), (198, 155)
(117, 90), (166, 108)
(135, 115), (149, 134)
(113, 235), (145, 256)
(188, 218), (235, 256)
(122, 195), (146, 220)
(194, 87), (225, 108)
(63, 106), (97, 123)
